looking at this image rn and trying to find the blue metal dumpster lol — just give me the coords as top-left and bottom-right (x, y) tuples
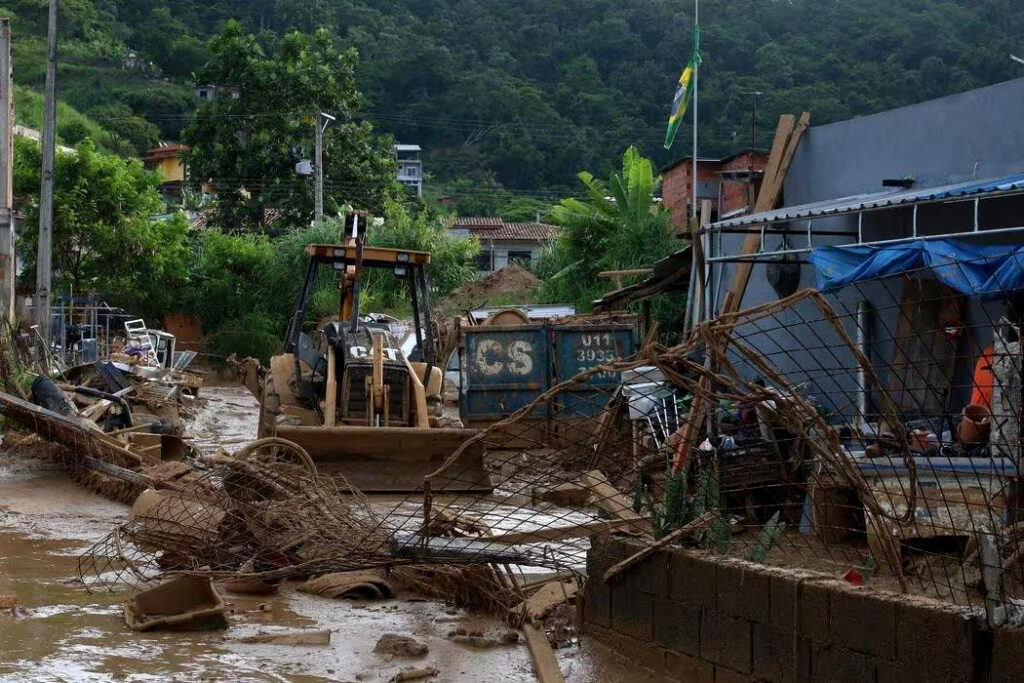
(461, 324), (550, 435)
(551, 324), (638, 417)
(460, 319), (638, 444)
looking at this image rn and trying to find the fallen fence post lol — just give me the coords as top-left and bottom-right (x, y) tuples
(603, 512), (716, 583)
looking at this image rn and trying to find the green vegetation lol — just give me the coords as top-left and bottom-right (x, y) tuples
(176, 202), (479, 361)
(1, 0), (1021, 199)
(181, 22), (397, 231)
(534, 146), (684, 330)
(13, 137), (191, 317)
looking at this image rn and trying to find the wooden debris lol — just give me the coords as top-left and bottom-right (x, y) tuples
(523, 622), (564, 683)
(581, 469), (652, 538)
(604, 512), (717, 583)
(0, 595), (16, 609)
(511, 577), (579, 622)
(234, 630), (331, 646)
(390, 667), (439, 682)
(535, 481), (589, 508)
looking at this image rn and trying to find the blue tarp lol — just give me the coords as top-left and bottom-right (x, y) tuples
(809, 239), (1024, 298)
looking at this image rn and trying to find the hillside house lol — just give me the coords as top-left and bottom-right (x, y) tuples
(448, 217), (555, 273)
(395, 144), (423, 197)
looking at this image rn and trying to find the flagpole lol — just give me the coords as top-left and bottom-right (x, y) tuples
(691, 0), (698, 224)
(690, 0), (703, 328)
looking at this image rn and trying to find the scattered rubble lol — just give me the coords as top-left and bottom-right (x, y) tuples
(373, 633), (429, 657)
(233, 629), (331, 646)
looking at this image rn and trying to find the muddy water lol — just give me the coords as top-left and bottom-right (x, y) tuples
(0, 385), (649, 682)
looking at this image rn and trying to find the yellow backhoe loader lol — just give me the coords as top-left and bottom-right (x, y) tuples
(247, 213), (491, 493)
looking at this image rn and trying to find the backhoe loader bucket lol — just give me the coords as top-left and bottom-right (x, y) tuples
(274, 425), (491, 493)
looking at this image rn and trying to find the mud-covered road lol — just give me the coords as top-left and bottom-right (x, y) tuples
(0, 385), (650, 682)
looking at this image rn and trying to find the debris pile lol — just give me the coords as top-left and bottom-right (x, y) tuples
(78, 438), (394, 586)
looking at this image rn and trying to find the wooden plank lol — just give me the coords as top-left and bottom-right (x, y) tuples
(721, 112), (810, 316)
(485, 517), (645, 546)
(581, 469), (653, 538)
(523, 622), (565, 683)
(603, 512), (717, 583)
(511, 577), (579, 621)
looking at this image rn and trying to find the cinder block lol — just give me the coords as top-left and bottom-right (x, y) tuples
(583, 575), (612, 628)
(990, 624), (1024, 683)
(665, 650), (715, 683)
(715, 665), (751, 683)
(795, 580), (830, 639)
(611, 582), (654, 641)
(769, 573), (798, 633)
(828, 587), (896, 660)
(752, 623), (811, 683)
(584, 622), (666, 675)
(629, 550), (670, 597)
(669, 550), (719, 609)
(811, 641), (876, 683)
(717, 561), (771, 623)
(653, 597), (701, 655)
(896, 597), (980, 681)
(701, 610), (752, 674)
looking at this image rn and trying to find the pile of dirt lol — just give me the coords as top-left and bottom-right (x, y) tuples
(439, 265), (540, 314)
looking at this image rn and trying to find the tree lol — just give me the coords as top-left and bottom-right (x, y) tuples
(534, 146), (684, 328)
(15, 138), (190, 317)
(182, 22), (397, 232)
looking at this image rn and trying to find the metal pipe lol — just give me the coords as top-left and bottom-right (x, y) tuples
(912, 204), (918, 238)
(62, 384), (132, 427)
(856, 300), (871, 419)
(974, 198), (980, 231)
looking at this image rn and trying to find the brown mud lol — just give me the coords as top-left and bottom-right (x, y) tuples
(0, 386), (644, 682)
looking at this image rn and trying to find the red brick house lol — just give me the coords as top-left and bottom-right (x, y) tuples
(661, 148), (768, 230)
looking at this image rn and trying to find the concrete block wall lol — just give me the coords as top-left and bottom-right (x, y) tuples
(580, 535), (1023, 682)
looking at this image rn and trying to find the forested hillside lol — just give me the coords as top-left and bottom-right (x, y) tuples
(3, 0), (1023, 195)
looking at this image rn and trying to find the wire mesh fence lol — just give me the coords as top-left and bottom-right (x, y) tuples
(69, 254), (1024, 625)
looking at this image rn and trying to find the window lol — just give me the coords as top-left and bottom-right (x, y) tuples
(406, 166), (418, 178)
(476, 250), (493, 271)
(508, 250), (532, 268)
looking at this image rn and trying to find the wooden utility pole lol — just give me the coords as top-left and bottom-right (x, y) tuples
(0, 18), (14, 323)
(36, 0), (57, 342)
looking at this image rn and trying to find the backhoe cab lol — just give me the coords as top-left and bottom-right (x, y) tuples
(254, 212), (491, 493)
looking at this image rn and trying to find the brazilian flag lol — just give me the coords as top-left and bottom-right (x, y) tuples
(664, 27), (701, 150)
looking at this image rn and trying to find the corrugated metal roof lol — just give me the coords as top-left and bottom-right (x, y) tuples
(711, 172), (1024, 229)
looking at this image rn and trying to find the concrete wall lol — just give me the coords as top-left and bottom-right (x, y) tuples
(581, 535), (1022, 682)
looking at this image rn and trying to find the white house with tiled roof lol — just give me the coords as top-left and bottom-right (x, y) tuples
(448, 217), (556, 273)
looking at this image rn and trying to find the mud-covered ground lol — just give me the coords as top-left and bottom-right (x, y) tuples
(0, 385), (652, 682)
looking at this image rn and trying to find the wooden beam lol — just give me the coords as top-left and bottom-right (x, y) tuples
(510, 577), (579, 622)
(603, 512), (717, 583)
(581, 469), (653, 538)
(523, 622), (565, 683)
(721, 112), (810, 316)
